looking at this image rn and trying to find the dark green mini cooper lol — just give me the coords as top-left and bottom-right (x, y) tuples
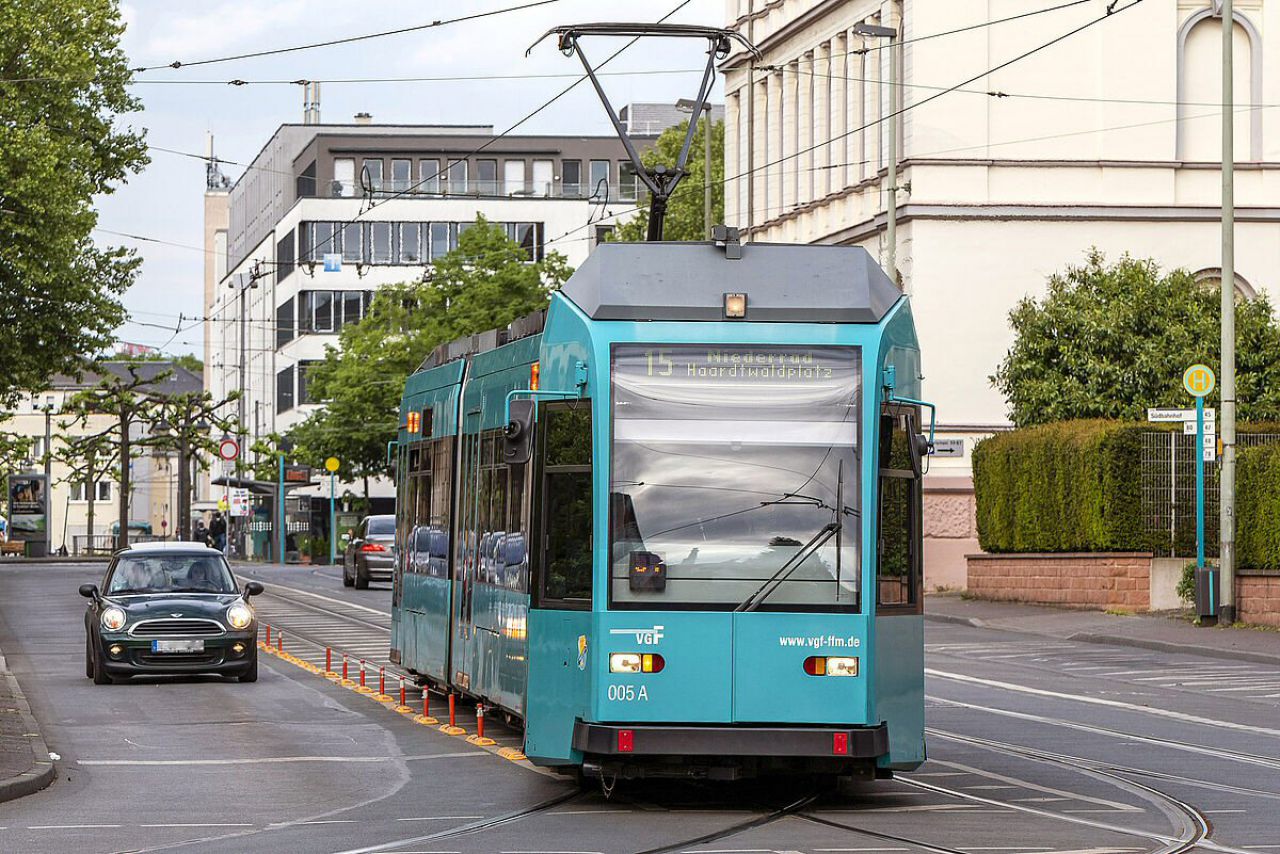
(80, 542), (263, 684)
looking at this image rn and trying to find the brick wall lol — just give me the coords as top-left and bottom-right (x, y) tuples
(1238, 571), (1280, 628)
(966, 553), (1153, 610)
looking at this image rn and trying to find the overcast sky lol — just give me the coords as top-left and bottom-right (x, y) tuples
(99, 0), (722, 356)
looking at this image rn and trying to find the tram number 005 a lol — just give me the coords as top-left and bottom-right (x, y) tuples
(607, 684), (649, 702)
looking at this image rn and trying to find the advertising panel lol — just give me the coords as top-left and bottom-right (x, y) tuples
(7, 474), (48, 540)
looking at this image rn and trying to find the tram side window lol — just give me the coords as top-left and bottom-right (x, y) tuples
(877, 405), (922, 612)
(538, 401), (593, 607)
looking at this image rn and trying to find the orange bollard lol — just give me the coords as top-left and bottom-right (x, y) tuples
(422, 687), (430, 716)
(276, 631), (283, 652)
(264, 625), (271, 645)
(379, 666), (385, 696)
(325, 648), (332, 673)
(359, 660), (366, 687)
(399, 674), (406, 706)
(476, 703), (485, 739)
(448, 693), (456, 728)
(342, 653), (349, 680)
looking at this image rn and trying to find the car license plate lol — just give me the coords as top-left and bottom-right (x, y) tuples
(152, 639), (204, 653)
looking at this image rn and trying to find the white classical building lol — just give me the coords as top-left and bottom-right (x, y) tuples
(722, 0), (1280, 586)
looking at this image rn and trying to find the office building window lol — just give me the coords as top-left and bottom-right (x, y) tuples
(504, 160), (525, 196)
(508, 222), (539, 260)
(589, 159), (610, 198)
(333, 158), (355, 197)
(313, 291), (334, 333)
(361, 159), (383, 194)
(390, 158), (412, 193)
(419, 159), (440, 193)
(561, 160), (582, 197)
(276, 232), (295, 280)
(342, 222), (362, 263)
(297, 160), (317, 198)
(446, 160), (467, 194)
(276, 297), (294, 348)
(370, 222), (392, 264)
(70, 481), (112, 502)
(277, 365), (295, 413)
(298, 360), (322, 405)
(618, 161), (637, 201)
(398, 223), (422, 263)
(430, 222), (451, 260)
(476, 159), (498, 194)
(342, 290), (363, 327)
(532, 159), (553, 197)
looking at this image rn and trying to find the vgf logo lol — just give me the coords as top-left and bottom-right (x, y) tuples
(609, 625), (665, 645)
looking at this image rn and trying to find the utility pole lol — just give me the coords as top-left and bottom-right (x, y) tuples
(1219, 0), (1237, 624)
(854, 22), (898, 282)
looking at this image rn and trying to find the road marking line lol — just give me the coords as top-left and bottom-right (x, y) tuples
(29, 824), (122, 829)
(395, 816), (484, 822)
(927, 759), (1137, 811)
(139, 823), (254, 828)
(79, 752), (479, 766)
(244, 576), (390, 617)
(926, 668), (1280, 738)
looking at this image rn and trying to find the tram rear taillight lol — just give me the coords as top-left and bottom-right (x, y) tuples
(530, 362), (540, 391)
(803, 656), (858, 677)
(609, 653), (665, 673)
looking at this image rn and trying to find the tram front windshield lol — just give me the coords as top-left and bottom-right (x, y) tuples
(610, 344), (860, 611)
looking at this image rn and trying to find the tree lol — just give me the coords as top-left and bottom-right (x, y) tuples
(0, 0), (148, 403)
(109, 350), (203, 375)
(992, 251), (1280, 427)
(286, 216), (573, 489)
(614, 118), (724, 242)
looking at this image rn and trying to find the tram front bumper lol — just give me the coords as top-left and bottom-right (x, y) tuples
(572, 721), (889, 759)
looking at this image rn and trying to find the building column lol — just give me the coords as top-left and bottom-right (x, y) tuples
(814, 41), (831, 200)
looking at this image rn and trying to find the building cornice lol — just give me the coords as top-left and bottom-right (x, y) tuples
(721, 0), (849, 71)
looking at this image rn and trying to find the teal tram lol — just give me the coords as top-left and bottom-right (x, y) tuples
(391, 238), (931, 782)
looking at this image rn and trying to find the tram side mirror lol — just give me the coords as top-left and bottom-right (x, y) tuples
(504, 399), (535, 466)
(909, 430), (930, 478)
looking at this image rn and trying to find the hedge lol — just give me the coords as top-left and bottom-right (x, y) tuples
(1237, 444), (1280, 569)
(973, 420), (1151, 553)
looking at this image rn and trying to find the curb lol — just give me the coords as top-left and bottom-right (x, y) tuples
(924, 613), (987, 629)
(1067, 632), (1280, 667)
(0, 653), (55, 804)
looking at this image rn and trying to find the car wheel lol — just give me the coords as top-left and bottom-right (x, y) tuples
(354, 561), (369, 590)
(85, 634), (94, 679)
(91, 641), (113, 685)
(238, 654), (258, 683)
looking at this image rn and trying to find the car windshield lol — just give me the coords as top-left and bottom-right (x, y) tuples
(367, 517), (395, 536)
(609, 344), (861, 611)
(106, 554), (237, 594)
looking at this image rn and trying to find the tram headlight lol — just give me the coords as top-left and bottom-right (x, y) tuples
(226, 602), (254, 630)
(609, 653), (664, 673)
(804, 656), (858, 676)
(101, 607), (127, 632)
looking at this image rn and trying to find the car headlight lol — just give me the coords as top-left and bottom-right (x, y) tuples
(226, 602), (254, 630)
(101, 607), (127, 632)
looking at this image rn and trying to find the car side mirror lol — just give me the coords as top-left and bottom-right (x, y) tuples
(79, 584), (99, 599)
(503, 399), (535, 466)
(244, 581), (264, 597)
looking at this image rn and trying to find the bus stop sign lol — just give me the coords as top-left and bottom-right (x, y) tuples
(1183, 364), (1216, 398)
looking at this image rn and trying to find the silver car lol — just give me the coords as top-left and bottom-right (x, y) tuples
(342, 515), (395, 589)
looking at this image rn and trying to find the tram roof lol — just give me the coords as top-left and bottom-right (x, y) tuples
(560, 241), (900, 324)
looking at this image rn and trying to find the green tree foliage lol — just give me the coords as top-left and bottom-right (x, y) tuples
(109, 350), (203, 374)
(286, 217), (572, 486)
(614, 118), (724, 242)
(0, 0), (149, 402)
(992, 251), (1280, 427)
(1236, 444), (1280, 570)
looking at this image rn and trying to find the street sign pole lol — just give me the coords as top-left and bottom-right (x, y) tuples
(324, 457), (340, 566)
(278, 454), (285, 568)
(1196, 394), (1205, 572)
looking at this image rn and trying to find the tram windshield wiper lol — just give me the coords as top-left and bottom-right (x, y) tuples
(734, 520), (840, 613)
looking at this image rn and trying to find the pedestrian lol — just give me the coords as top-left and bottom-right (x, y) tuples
(193, 517), (209, 547)
(209, 511), (227, 554)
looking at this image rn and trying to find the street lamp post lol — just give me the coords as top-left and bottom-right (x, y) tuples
(1219, 0), (1238, 624)
(853, 22), (899, 283)
(676, 98), (714, 239)
(34, 395), (55, 557)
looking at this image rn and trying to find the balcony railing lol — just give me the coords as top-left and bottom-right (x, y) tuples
(319, 180), (642, 204)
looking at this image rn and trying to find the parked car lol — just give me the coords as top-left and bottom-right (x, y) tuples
(343, 514), (395, 589)
(80, 542), (263, 684)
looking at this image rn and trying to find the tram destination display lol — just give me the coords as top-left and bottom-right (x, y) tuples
(626, 346), (854, 385)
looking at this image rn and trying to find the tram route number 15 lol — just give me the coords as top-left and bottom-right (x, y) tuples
(646, 350), (673, 377)
(608, 684), (649, 702)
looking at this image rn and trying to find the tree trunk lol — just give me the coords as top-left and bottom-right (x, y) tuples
(85, 449), (96, 553)
(117, 407), (130, 549)
(177, 433), (189, 540)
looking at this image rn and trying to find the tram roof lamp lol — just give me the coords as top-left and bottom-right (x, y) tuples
(724, 292), (747, 319)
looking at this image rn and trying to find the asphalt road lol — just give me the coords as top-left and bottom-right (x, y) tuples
(0, 560), (1276, 854)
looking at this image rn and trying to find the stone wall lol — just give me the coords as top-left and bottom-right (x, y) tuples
(1238, 571), (1280, 628)
(923, 475), (977, 592)
(966, 553), (1153, 610)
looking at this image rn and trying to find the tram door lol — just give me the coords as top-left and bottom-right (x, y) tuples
(451, 409), (483, 691)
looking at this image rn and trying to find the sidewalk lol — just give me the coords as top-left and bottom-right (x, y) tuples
(0, 650), (54, 803)
(925, 594), (1280, 666)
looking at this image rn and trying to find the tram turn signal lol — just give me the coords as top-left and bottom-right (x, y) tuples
(609, 653), (665, 674)
(803, 656), (859, 677)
